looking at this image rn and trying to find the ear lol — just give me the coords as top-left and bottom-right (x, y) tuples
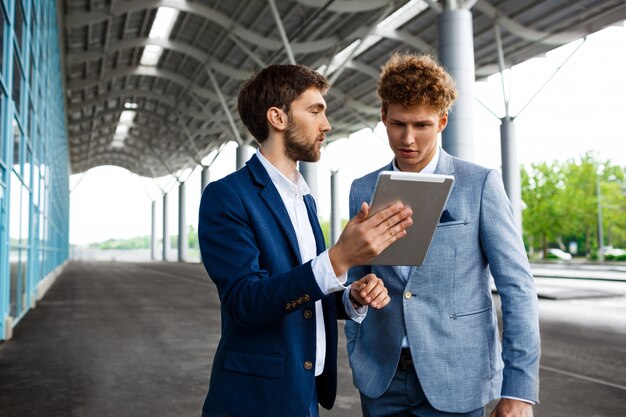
(381, 108), (387, 126)
(437, 112), (448, 132)
(267, 107), (288, 132)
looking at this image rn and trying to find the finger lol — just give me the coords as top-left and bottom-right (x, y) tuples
(367, 202), (407, 228)
(373, 294), (391, 309)
(374, 207), (413, 233)
(382, 215), (413, 242)
(359, 276), (381, 298)
(355, 202), (370, 222)
(367, 286), (387, 307)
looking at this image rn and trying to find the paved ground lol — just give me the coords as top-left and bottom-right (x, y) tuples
(0, 261), (625, 417)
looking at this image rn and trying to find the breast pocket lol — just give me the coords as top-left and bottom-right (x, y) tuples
(437, 219), (469, 228)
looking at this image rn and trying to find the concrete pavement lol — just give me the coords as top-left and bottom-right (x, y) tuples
(0, 261), (624, 417)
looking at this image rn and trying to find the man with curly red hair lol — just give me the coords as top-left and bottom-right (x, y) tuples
(345, 53), (540, 417)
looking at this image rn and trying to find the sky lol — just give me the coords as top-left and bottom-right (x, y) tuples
(68, 23), (626, 245)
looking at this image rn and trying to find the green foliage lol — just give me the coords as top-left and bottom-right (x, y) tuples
(90, 235), (150, 250)
(522, 152), (626, 260)
(319, 218), (349, 248)
(89, 225), (201, 250)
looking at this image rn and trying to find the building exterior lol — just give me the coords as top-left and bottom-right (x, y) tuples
(1, 0), (69, 340)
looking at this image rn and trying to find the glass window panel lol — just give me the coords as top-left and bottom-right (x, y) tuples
(24, 146), (31, 188)
(1, 8), (5, 75)
(0, 98), (3, 161)
(14, 0), (24, 52)
(19, 246), (28, 314)
(12, 118), (21, 172)
(9, 168), (26, 317)
(12, 52), (22, 115)
(30, 2), (36, 42)
(9, 170), (21, 243)
(33, 159), (39, 206)
(29, 52), (34, 85)
(20, 183), (29, 243)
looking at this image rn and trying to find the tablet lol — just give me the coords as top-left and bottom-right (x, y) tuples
(367, 171), (454, 266)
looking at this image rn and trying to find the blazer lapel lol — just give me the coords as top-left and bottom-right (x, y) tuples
(247, 155), (303, 263)
(303, 194), (326, 255)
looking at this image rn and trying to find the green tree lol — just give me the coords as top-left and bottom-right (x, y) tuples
(522, 161), (565, 257)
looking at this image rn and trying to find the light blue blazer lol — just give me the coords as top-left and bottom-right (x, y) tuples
(345, 149), (540, 413)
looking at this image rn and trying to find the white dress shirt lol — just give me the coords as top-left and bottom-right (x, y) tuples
(256, 150), (365, 376)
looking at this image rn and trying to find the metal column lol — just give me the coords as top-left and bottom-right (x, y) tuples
(201, 166), (210, 193)
(500, 117), (522, 232)
(236, 144), (252, 170)
(437, 6), (475, 161)
(330, 171), (341, 245)
(151, 201), (157, 260)
(178, 182), (188, 262)
(300, 162), (318, 202)
(162, 193), (169, 261)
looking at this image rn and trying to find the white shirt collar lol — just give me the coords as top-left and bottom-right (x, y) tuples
(256, 149), (310, 197)
(392, 146), (440, 174)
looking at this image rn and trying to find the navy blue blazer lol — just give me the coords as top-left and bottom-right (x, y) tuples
(198, 154), (342, 417)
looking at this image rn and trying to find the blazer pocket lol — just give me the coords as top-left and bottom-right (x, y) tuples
(437, 219), (469, 228)
(450, 304), (492, 320)
(224, 350), (285, 378)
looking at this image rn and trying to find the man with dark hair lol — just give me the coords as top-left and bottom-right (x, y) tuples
(198, 64), (413, 417)
(345, 53), (540, 417)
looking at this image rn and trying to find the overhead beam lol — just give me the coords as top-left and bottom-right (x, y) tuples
(67, 37), (251, 80)
(474, 0), (585, 46)
(65, 0), (340, 53)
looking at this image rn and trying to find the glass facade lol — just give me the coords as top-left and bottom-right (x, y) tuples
(1, 0), (69, 340)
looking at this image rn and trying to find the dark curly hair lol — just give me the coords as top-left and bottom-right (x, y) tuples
(377, 53), (457, 115)
(238, 64), (329, 144)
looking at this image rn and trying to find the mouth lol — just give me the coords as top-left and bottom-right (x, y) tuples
(398, 148), (417, 157)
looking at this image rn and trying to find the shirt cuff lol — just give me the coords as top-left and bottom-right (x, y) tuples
(311, 250), (347, 294)
(501, 396), (535, 405)
(343, 286), (367, 323)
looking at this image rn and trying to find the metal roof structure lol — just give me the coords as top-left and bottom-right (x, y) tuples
(60, 0), (626, 177)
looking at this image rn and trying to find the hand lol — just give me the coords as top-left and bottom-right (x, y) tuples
(329, 202), (412, 276)
(490, 399), (533, 417)
(351, 274), (390, 309)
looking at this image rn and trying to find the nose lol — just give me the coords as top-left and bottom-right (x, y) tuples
(401, 127), (416, 145)
(321, 113), (332, 133)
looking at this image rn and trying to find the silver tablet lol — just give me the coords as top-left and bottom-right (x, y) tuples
(367, 171), (454, 266)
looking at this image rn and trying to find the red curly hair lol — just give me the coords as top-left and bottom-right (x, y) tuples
(377, 53), (457, 115)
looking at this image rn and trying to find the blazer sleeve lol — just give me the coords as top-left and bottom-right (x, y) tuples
(199, 180), (325, 329)
(479, 169), (541, 403)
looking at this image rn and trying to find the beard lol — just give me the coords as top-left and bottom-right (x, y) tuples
(284, 119), (323, 163)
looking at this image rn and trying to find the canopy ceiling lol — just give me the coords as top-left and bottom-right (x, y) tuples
(61, 0), (626, 177)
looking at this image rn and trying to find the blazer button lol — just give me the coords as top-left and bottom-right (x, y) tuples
(303, 310), (313, 319)
(304, 361), (313, 370)
(296, 297), (304, 305)
(404, 291), (412, 300)
(302, 294), (310, 302)
(285, 303), (292, 310)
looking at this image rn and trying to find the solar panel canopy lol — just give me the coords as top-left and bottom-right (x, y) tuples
(61, 0), (626, 177)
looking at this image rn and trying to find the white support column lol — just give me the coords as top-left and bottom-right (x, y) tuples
(162, 193), (169, 261)
(236, 144), (254, 170)
(300, 162), (318, 202)
(151, 200), (157, 260)
(437, 3), (475, 161)
(201, 166), (210, 193)
(178, 182), (188, 262)
(500, 117), (522, 232)
(330, 171), (341, 245)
